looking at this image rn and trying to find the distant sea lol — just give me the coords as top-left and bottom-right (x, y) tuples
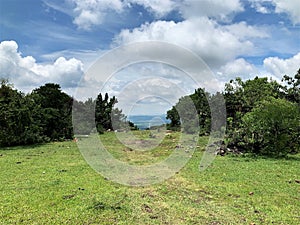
(128, 115), (170, 130)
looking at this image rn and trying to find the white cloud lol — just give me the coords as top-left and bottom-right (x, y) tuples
(65, 0), (245, 30)
(127, 0), (176, 18)
(263, 52), (300, 78)
(179, 0), (244, 21)
(68, 0), (175, 30)
(71, 0), (123, 30)
(273, 0), (300, 24)
(0, 40), (84, 92)
(218, 58), (258, 79)
(114, 17), (268, 68)
(249, 0), (272, 14)
(224, 21), (268, 39)
(249, 0), (300, 24)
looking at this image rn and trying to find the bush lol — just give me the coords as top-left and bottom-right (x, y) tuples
(239, 98), (299, 157)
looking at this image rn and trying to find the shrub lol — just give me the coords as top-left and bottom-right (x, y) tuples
(239, 98), (299, 157)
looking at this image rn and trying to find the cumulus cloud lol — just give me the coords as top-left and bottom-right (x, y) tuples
(69, 0), (175, 30)
(179, 0), (243, 21)
(249, 0), (300, 24)
(114, 17), (268, 68)
(263, 52), (300, 78)
(218, 58), (258, 79)
(272, 0), (300, 24)
(71, 0), (123, 30)
(66, 0), (245, 30)
(0, 40), (84, 92)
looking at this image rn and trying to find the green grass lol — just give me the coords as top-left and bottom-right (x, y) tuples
(0, 131), (299, 224)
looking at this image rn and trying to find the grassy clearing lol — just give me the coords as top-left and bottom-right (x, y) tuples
(0, 131), (299, 224)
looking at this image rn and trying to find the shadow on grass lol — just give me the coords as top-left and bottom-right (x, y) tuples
(0, 140), (75, 151)
(228, 152), (300, 162)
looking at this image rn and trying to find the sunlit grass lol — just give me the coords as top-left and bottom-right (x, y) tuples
(0, 131), (299, 224)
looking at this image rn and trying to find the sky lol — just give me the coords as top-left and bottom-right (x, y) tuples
(0, 0), (300, 115)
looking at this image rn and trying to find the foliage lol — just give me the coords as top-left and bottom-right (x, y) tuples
(282, 68), (300, 103)
(95, 93), (128, 133)
(224, 76), (283, 127)
(0, 80), (46, 146)
(166, 69), (299, 157)
(167, 88), (211, 134)
(72, 98), (96, 135)
(223, 75), (298, 156)
(30, 83), (74, 140)
(0, 80), (132, 146)
(166, 106), (181, 131)
(237, 98), (299, 156)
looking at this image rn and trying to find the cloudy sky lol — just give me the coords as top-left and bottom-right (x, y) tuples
(0, 0), (299, 115)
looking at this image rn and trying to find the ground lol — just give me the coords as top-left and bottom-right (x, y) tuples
(0, 131), (299, 224)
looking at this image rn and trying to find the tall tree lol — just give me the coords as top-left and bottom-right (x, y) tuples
(0, 80), (45, 146)
(167, 88), (211, 134)
(282, 68), (300, 104)
(30, 83), (73, 140)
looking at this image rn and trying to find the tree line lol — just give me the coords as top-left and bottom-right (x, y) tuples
(1, 69), (299, 157)
(167, 69), (300, 157)
(0, 81), (133, 147)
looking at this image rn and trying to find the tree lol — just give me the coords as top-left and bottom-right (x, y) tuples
(282, 68), (300, 104)
(0, 80), (45, 146)
(30, 83), (73, 140)
(240, 98), (299, 157)
(95, 92), (128, 133)
(72, 98), (96, 135)
(224, 77), (284, 148)
(95, 93), (115, 133)
(190, 88), (211, 135)
(167, 88), (211, 134)
(166, 106), (180, 131)
(224, 77), (283, 123)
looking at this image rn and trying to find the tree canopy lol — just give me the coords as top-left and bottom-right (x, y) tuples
(167, 69), (300, 157)
(1, 68), (299, 157)
(0, 81), (130, 147)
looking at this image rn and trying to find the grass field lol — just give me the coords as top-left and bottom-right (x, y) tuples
(0, 131), (299, 224)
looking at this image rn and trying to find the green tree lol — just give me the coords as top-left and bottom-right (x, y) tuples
(224, 77), (284, 147)
(72, 98), (96, 135)
(30, 83), (73, 140)
(166, 106), (180, 131)
(94, 93), (128, 133)
(240, 98), (299, 157)
(95, 93), (116, 133)
(0, 80), (45, 146)
(282, 68), (300, 104)
(224, 77), (283, 122)
(167, 88), (211, 134)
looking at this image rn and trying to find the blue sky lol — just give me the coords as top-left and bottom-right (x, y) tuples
(0, 0), (299, 114)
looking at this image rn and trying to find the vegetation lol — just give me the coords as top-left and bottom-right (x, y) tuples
(167, 69), (300, 157)
(0, 81), (129, 147)
(240, 98), (299, 156)
(0, 133), (299, 224)
(0, 69), (299, 224)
